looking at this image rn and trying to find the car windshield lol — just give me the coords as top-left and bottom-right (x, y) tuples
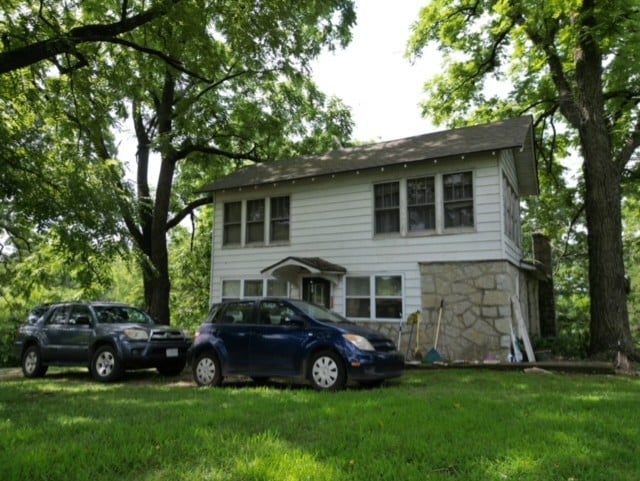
(93, 305), (154, 325)
(289, 300), (351, 324)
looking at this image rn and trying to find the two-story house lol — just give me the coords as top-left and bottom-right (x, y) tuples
(200, 116), (548, 362)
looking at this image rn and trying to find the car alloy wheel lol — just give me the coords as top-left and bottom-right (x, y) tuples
(309, 351), (346, 391)
(193, 352), (222, 387)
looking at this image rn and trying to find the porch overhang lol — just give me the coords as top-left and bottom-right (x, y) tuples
(261, 257), (347, 285)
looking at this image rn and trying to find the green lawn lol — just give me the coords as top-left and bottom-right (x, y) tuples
(0, 368), (638, 481)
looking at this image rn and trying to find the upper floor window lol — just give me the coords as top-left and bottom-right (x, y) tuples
(503, 175), (521, 245)
(270, 196), (290, 242)
(372, 171), (474, 237)
(374, 182), (400, 234)
(443, 172), (474, 228)
(246, 199), (265, 244)
(408, 177), (436, 232)
(222, 196), (290, 248)
(223, 201), (241, 245)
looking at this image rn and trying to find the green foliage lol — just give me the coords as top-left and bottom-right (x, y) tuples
(623, 190), (640, 344)
(2, 0), (357, 323)
(168, 207), (213, 331)
(0, 370), (638, 481)
(407, 0), (640, 354)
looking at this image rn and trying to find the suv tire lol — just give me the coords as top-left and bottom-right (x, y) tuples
(91, 345), (123, 382)
(22, 345), (48, 378)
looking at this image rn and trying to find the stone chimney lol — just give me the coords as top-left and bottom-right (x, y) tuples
(533, 232), (557, 337)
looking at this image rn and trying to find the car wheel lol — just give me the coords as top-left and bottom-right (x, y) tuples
(157, 360), (186, 377)
(91, 345), (123, 382)
(22, 345), (48, 378)
(193, 352), (222, 387)
(308, 351), (346, 391)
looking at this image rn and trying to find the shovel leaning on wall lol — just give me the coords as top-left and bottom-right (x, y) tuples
(424, 299), (444, 364)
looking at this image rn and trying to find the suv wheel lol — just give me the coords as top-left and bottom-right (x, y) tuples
(22, 345), (48, 378)
(193, 352), (222, 387)
(91, 345), (123, 382)
(309, 351), (346, 391)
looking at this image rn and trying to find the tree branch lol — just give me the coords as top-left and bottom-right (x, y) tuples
(174, 142), (265, 164)
(0, 0), (182, 74)
(166, 196), (212, 230)
(104, 37), (212, 82)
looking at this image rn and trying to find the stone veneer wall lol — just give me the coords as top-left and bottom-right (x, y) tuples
(360, 260), (538, 362)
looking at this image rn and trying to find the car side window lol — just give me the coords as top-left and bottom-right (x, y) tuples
(68, 305), (92, 326)
(216, 301), (255, 324)
(46, 306), (69, 326)
(258, 301), (297, 325)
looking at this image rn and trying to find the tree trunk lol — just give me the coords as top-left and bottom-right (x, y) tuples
(570, 1), (634, 359)
(147, 155), (175, 325)
(146, 72), (177, 325)
(580, 130), (634, 357)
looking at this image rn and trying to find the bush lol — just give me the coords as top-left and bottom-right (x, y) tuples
(0, 316), (21, 367)
(533, 328), (590, 360)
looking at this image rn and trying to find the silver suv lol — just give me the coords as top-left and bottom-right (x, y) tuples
(15, 302), (191, 382)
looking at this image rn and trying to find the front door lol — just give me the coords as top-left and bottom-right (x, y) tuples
(302, 277), (331, 308)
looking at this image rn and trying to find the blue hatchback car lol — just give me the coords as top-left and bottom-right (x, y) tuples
(187, 298), (404, 390)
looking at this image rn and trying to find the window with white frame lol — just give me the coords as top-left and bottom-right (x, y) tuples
(222, 280), (241, 300)
(223, 202), (241, 245)
(373, 172), (474, 237)
(443, 171), (474, 228)
(243, 279), (263, 298)
(267, 279), (289, 296)
(270, 196), (290, 242)
(345, 275), (403, 320)
(374, 182), (400, 234)
(222, 196), (290, 247)
(503, 175), (521, 245)
(408, 176), (436, 232)
(246, 199), (265, 244)
(222, 279), (289, 300)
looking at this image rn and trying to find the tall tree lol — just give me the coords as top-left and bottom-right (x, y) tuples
(2, 1), (355, 324)
(408, 0), (640, 359)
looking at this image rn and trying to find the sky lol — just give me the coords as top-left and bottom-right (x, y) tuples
(311, 0), (439, 143)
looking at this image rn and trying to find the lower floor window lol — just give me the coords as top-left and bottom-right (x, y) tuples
(222, 279), (289, 300)
(346, 275), (403, 320)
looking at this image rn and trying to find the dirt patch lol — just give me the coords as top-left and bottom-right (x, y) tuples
(0, 368), (22, 381)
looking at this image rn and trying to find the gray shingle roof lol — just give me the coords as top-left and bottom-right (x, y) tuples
(200, 116), (538, 195)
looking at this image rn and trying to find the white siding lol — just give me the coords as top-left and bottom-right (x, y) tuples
(210, 151), (514, 319)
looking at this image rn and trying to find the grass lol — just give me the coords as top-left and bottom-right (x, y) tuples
(0, 368), (638, 481)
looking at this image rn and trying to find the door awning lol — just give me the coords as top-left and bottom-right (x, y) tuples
(261, 257), (347, 284)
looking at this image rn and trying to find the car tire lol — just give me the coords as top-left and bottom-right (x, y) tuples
(157, 360), (186, 377)
(308, 350), (346, 391)
(90, 345), (123, 382)
(22, 345), (48, 378)
(192, 352), (222, 387)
